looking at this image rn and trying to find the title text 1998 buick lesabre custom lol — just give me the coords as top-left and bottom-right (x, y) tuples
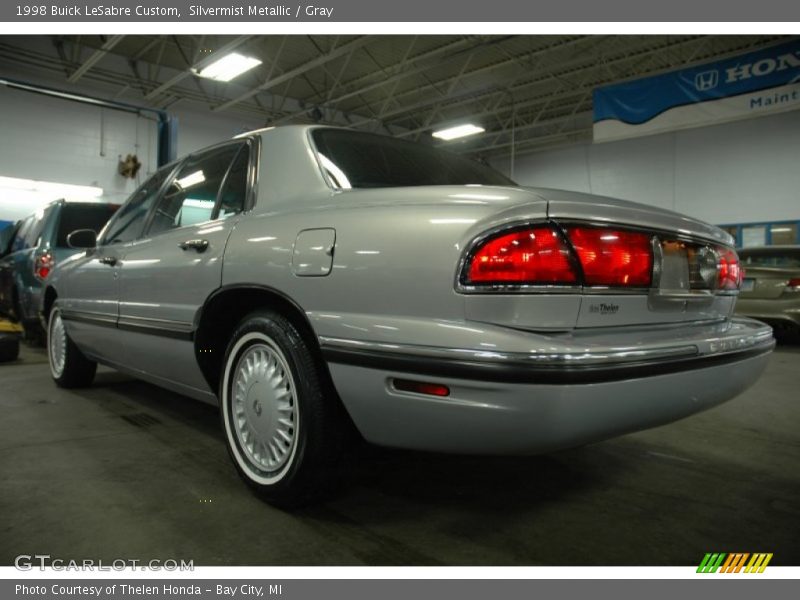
(43, 126), (774, 505)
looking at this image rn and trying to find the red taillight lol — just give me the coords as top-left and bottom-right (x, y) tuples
(785, 278), (800, 292)
(392, 379), (450, 397)
(466, 226), (576, 285)
(716, 248), (741, 291)
(566, 227), (653, 287)
(34, 253), (55, 280)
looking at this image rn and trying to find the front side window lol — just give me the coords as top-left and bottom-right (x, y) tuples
(311, 128), (514, 189)
(148, 143), (243, 236)
(102, 168), (172, 245)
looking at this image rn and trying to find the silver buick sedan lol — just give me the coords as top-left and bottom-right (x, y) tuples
(43, 125), (774, 505)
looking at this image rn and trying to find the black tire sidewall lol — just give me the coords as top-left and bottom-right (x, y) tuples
(220, 311), (327, 502)
(48, 306), (68, 384)
(0, 338), (19, 363)
(48, 306), (96, 388)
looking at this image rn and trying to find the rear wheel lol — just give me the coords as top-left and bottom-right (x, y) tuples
(220, 310), (344, 507)
(48, 306), (97, 388)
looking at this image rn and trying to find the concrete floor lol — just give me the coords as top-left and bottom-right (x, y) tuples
(1, 343), (798, 566)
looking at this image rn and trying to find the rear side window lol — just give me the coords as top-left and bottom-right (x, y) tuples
(311, 128), (513, 189)
(740, 249), (800, 268)
(217, 145), (250, 220)
(22, 205), (53, 249)
(11, 217), (33, 251)
(103, 168), (172, 245)
(148, 143), (243, 236)
(55, 204), (119, 248)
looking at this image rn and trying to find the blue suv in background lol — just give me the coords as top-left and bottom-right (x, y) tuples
(0, 200), (118, 341)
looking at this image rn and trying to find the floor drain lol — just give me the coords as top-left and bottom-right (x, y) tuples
(122, 413), (161, 428)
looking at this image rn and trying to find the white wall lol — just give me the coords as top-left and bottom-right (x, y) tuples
(0, 86), (262, 221)
(172, 105), (263, 156)
(496, 110), (800, 225)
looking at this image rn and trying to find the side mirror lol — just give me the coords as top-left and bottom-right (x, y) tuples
(67, 229), (97, 249)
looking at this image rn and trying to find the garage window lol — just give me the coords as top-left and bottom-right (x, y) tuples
(770, 224), (797, 246)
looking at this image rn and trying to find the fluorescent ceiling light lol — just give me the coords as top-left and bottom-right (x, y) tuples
(771, 227), (792, 233)
(0, 175), (102, 198)
(432, 124), (485, 141)
(196, 53), (262, 82)
(449, 193), (509, 201)
(175, 170), (205, 189)
(429, 218), (477, 225)
(183, 198), (215, 209)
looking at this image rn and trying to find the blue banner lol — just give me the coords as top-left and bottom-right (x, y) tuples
(594, 39), (800, 141)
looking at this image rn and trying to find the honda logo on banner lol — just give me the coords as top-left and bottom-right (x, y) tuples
(694, 70), (719, 91)
(593, 39), (800, 142)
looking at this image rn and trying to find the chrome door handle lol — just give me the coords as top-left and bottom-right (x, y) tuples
(99, 256), (118, 267)
(179, 239), (209, 252)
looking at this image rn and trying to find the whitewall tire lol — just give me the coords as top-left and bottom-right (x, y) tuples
(48, 306), (97, 388)
(220, 310), (345, 506)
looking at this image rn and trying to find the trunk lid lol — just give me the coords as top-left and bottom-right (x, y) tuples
(739, 266), (800, 299)
(539, 187), (736, 328)
(463, 187), (737, 332)
(538, 187), (731, 246)
(537, 190), (734, 328)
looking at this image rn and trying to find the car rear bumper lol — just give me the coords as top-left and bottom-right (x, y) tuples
(735, 297), (800, 331)
(0, 319), (23, 337)
(0, 327), (21, 358)
(322, 317), (774, 454)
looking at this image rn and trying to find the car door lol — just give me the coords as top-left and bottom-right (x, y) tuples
(115, 140), (252, 393)
(0, 219), (23, 319)
(2, 213), (47, 323)
(59, 166), (175, 359)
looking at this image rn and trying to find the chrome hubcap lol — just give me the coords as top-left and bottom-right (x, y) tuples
(49, 311), (67, 377)
(231, 342), (297, 474)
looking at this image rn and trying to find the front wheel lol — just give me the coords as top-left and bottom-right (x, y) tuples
(220, 310), (345, 507)
(48, 306), (97, 388)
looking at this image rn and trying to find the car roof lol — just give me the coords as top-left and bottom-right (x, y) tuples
(739, 245), (800, 251)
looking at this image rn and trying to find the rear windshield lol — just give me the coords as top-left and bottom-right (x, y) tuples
(740, 248), (800, 268)
(56, 203), (119, 248)
(311, 128), (514, 189)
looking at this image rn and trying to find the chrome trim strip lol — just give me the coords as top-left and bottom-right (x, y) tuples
(319, 326), (774, 369)
(319, 336), (699, 367)
(117, 313), (194, 332)
(61, 309), (194, 340)
(60, 309), (117, 326)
